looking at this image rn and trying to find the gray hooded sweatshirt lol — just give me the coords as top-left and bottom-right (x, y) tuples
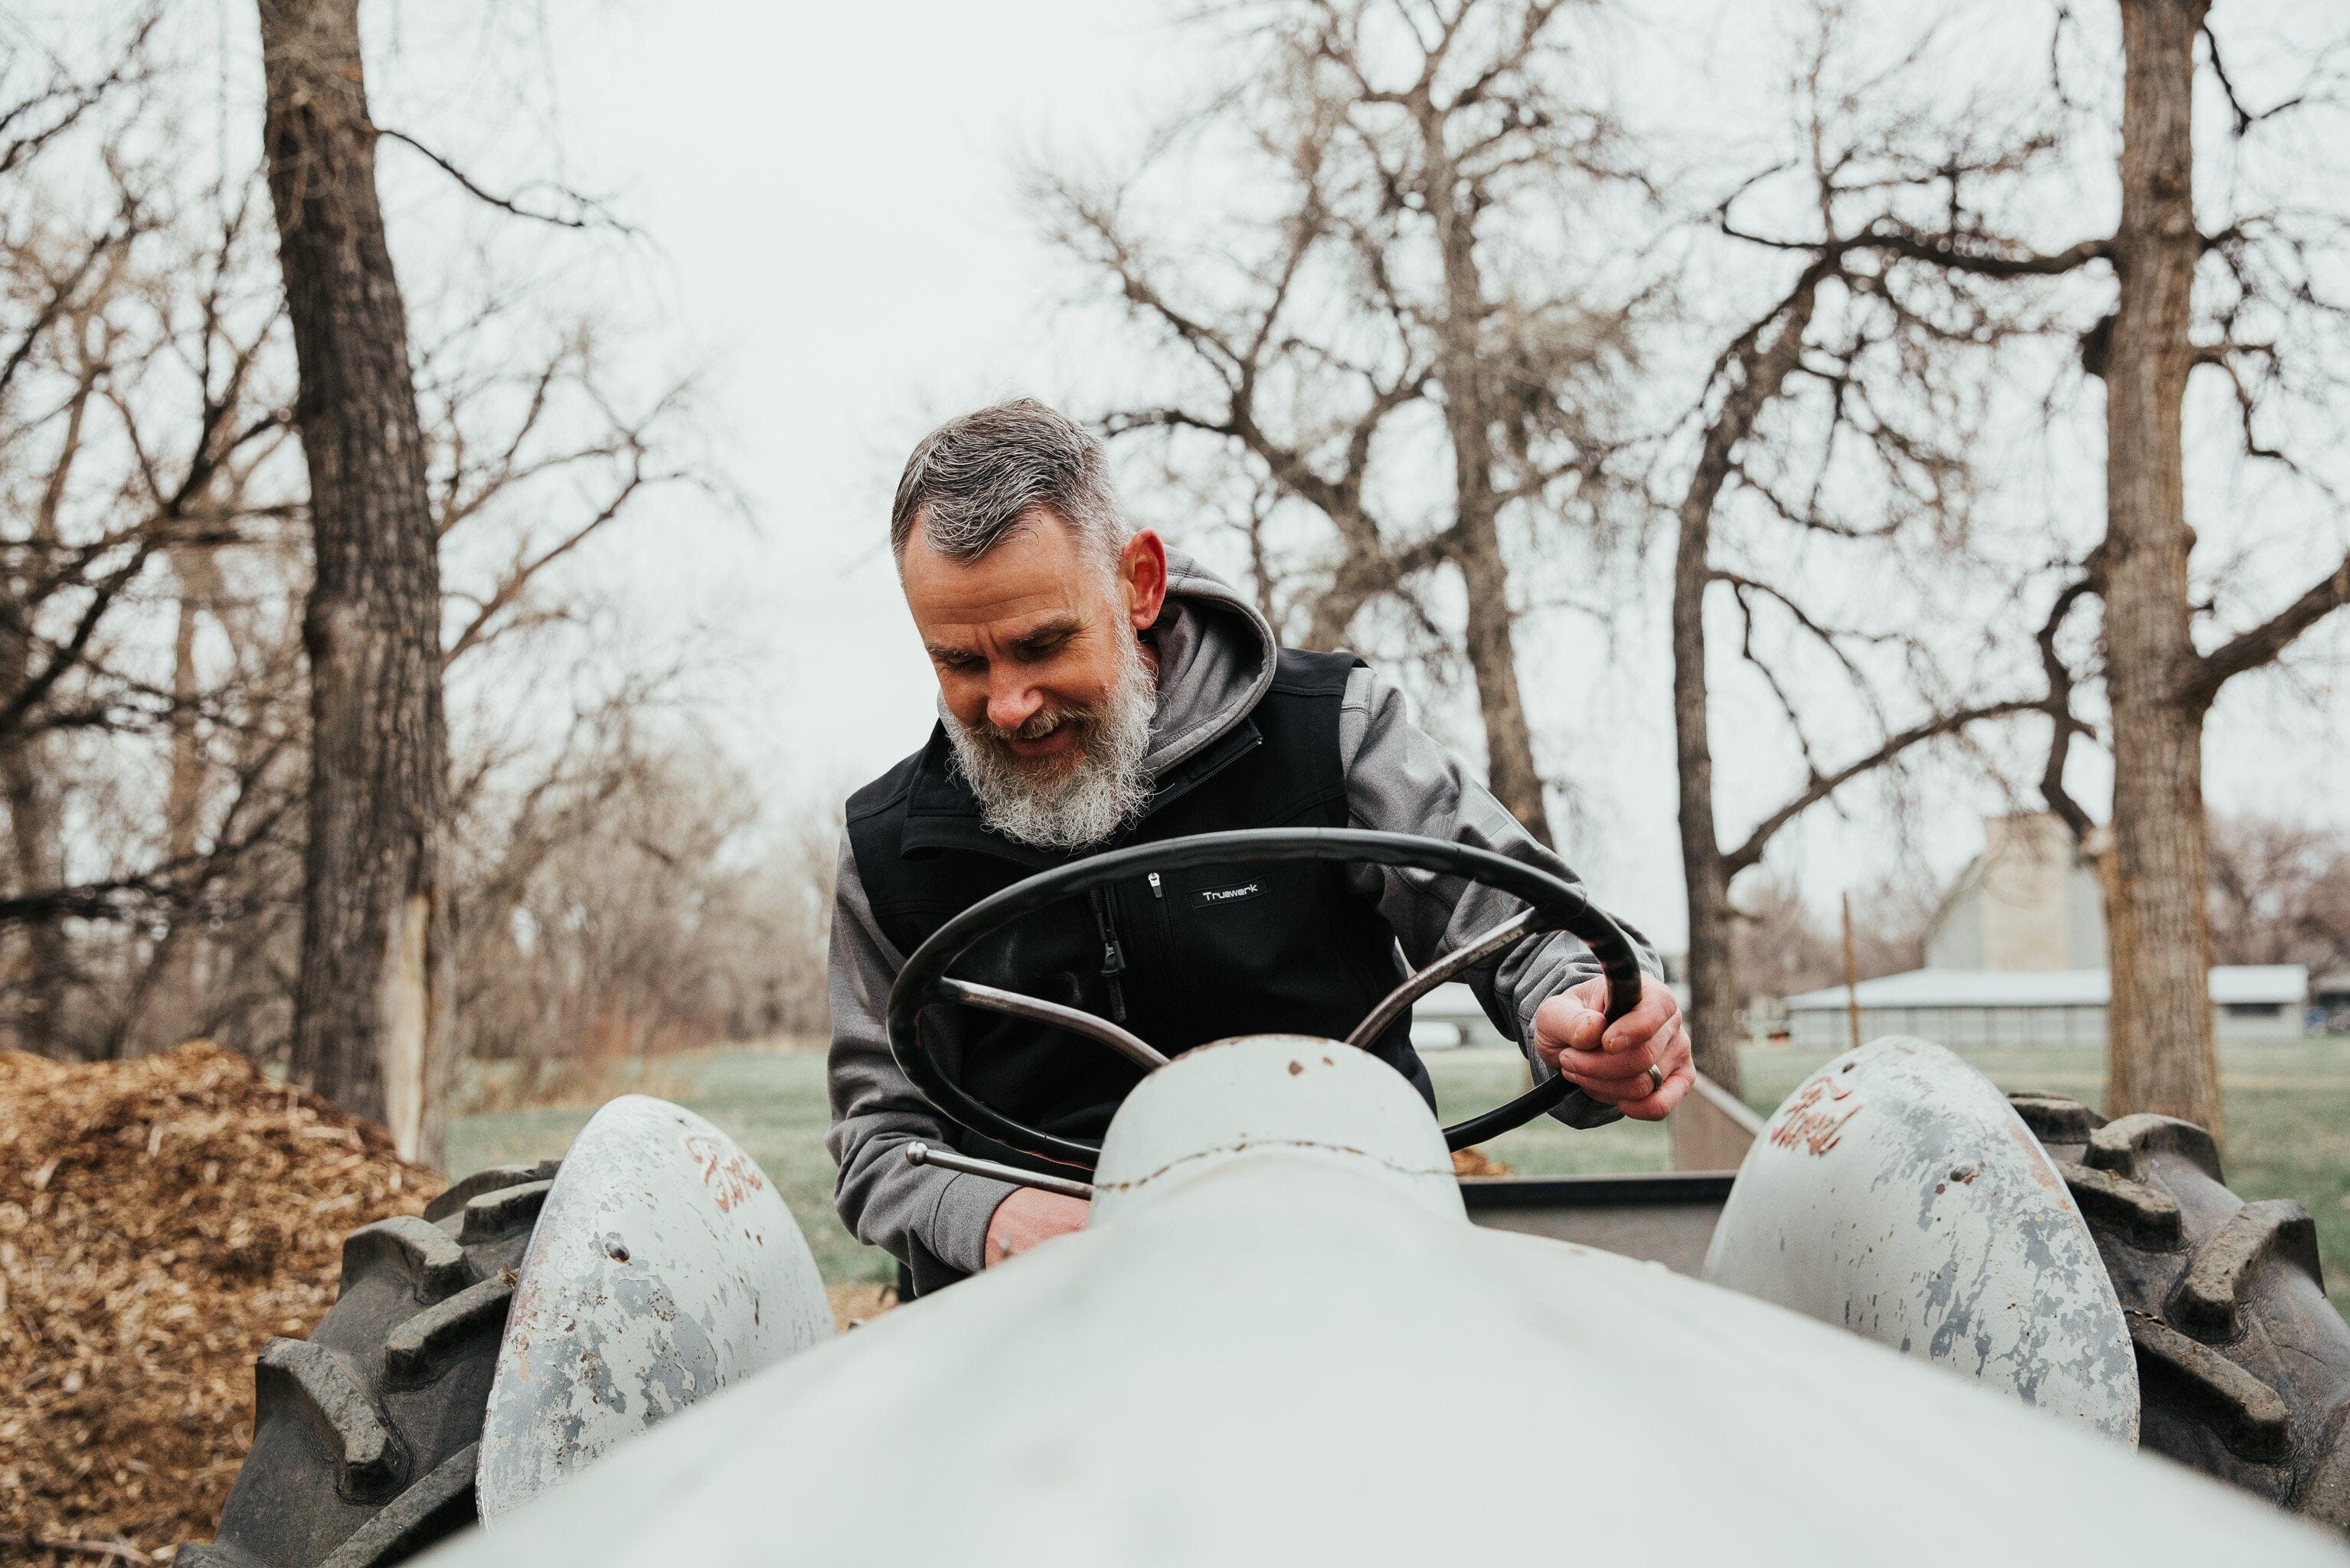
(825, 553), (1660, 1276)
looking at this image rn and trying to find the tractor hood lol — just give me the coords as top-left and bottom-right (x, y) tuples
(423, 1040), (2348, 1566)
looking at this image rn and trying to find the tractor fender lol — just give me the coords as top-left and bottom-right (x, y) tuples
(419, 1038), (2343, 1566)
(1703, 1037), (2139, 1444)
(476, 1095), (831, 1521)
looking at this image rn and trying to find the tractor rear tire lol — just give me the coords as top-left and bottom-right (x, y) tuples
(2009, 1093), (2350, 1530)
(178, 1160), (561, 1568)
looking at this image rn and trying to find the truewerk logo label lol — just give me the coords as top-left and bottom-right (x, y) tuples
(1192, 882), (1262, 906)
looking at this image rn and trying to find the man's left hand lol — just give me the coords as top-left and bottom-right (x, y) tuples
(1532, 975), (1694, 1121)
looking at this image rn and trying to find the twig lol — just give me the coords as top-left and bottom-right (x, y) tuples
(377, 128), (630, 234)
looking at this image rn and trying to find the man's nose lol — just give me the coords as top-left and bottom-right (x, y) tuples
(985, 677), (1043, 734)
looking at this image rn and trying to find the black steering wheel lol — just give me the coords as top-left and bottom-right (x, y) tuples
(884, 828), (1646, 1170)
(883, 827), (1654, 1171)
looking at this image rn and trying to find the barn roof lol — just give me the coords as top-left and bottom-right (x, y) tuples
(1782, 965), (2307, 1011)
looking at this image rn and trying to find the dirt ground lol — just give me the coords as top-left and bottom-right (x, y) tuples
(0, 1044), (902, 1565)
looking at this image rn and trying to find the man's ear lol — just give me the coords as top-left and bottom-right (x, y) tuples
(1120, 530), (1168, 631)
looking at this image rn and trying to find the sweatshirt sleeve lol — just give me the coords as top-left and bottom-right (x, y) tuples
(1335, 665), (1663, 1122)
(824, 831), (1015, 1276)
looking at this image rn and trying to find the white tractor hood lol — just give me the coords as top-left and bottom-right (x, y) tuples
(423, 1037), (2348, 1566)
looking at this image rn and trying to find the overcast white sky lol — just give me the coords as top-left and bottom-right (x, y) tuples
(106, 0), (2350, 949)
(528, 1), (1200, 798)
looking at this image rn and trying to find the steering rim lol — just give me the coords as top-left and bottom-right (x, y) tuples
(885, 828), (1646, 1168)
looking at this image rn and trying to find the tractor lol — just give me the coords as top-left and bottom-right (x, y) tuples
(183, 830), (2350, 1565)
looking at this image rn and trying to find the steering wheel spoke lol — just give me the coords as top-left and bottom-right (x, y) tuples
(1345, 906), (1542, 1050)
(939, 978), (1170, 1072)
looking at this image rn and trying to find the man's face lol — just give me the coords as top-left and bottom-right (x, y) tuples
(901, 512), (1168, 850)
(902, 513), (1166, 779)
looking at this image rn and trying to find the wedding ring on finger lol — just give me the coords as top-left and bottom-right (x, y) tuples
(1644, 1063), (1665, 1094)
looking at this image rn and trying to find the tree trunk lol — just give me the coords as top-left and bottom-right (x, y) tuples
(0, 730), (68, 1057)
(2090, 831), (2143, 1100)
(2101, 0), (2221, 1132)
(0, 354), (98, 1060)
(1672, 387), (1737, 1089)
(1671, 280), (1822, 1093)
(1420, 122), (1553, 846)
(257, 0), (456, 1165)
(118, 554), (213, 1059)
(1455, 521), (1551, 846)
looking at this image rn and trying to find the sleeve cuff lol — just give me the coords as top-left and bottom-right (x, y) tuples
(925, 1168), (1020, 1276)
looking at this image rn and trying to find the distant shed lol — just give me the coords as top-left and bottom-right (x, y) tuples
(1779, 965), (2309, 1050)
(1409, 981), (1512, 1051)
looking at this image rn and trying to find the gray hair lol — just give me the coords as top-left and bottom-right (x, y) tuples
(889, 398), (1129, 568)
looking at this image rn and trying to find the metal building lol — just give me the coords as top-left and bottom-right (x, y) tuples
(1778, 964), (2311, 1050)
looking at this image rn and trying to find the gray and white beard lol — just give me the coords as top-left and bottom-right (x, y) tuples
(941, 630), (1155, 852)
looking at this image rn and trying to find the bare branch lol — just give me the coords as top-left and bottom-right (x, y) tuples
(1725, 699), (2054, 876)
(378, 128), (632, 234)
(2199, 22), (2306, 136)
(2035, 571), (2102, 844)
(2185, 550), (2350, 710)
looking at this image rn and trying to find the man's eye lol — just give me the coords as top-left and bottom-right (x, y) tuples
(936, 653), (982, 674)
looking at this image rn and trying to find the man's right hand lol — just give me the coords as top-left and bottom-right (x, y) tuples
(984, 1187), (1089, 1268)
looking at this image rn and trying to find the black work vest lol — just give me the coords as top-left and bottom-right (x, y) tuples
(845, 648), (1433, 1185)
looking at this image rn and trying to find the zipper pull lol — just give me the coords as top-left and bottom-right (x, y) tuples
(1090, 887), (1130, 1024)
(1099, 939), (1129, 1024)
(1148, 872), (1163, 900)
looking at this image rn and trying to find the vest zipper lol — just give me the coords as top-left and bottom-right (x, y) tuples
(1147, 871), (1176, 1000)
(1088, 886), (1129, 1024)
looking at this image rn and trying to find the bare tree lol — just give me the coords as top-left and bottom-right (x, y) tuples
(419, 302), (713, 675)
(2207, 816), (2350, 977)
(1673, 2), (2348, 1120)
(2025, 2), (2350, 1131)
(2074, 0), (2347, 1127)
(456, 718), (836, 1094)
(0, 28), (305, 1060)
(1039, 0), (1649, 844)
(1665, 12), (2092, 1086)
(0, 7), (746, 1114)
(1728, 868), (1937, 1002)
(257, 0), (456, 1161)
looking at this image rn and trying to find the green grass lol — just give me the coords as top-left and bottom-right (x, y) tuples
(449, 1038), (2350, 1314)
(446, 1048), (896, 1288)
(1427, 1050), (1672, 1174)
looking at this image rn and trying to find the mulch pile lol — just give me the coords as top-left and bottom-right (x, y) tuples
(1450, 1146), (1514, 1178)
(825, 1280), (898, 1332)
(0, 1041), (442, 1564)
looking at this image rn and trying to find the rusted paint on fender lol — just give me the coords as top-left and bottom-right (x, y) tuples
(476, 1095), (830, 1521)
(1765, 1070), (1864, 1156)
(1704, 1037), (2139, 1444)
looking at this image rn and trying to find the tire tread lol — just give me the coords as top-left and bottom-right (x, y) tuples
(316, 1443), (481, 1568)
(256, 1339), (401, 1494)
(341, 1216), (472, 1304)
(383, 1276), (517, 1383)
(2129, 1312), (2291, 1461)
(187, 1163), (557, 1566)
(2054, 1160), (2183, 1248)
(457, 1178), (552, 1245)
(2015, 1091), (2350, 1532)
(2084, 1112), (2224, 1183)
(2173, 1198), (2323, 1341)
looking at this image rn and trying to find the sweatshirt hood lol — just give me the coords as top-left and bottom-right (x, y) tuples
(1143, 550), (1279, 780)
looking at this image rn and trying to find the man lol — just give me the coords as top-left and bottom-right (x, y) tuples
(829, 399), (1691, 1294)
